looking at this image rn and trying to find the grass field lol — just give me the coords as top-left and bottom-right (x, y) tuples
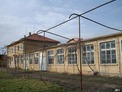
(0, 68), (122, 92)
(0, 72), (67, 92)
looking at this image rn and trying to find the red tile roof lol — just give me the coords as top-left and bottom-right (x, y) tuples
(6, 34), (60, 47)
(26, 34), (60, 43)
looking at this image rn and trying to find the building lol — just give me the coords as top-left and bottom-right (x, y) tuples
(6, 33), (60, 70)
(7, 32), (122, 77)
(45, 32), (122, 77)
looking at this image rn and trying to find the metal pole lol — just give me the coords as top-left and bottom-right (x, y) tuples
(69, 13), (82, 92)
(78, 15), (82, 92)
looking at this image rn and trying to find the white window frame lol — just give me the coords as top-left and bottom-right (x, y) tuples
(56, 48), (64, 64)
(100, 40), (116, 64)
(48, 50), (54, 64)
(82, 44), (94, 64)
(34, 53), (39, 64)
(68, 46), (77, 64)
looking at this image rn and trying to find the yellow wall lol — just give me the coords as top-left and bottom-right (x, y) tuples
(46, 35), (122, 77)
(7, 33), (122, 77)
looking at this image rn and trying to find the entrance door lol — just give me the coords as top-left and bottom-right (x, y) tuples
(40, 52), (47, 71)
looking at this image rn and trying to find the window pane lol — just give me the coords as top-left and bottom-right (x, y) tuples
(68, 46), (77, 64)
(101, 43), (105, 49)
(112, 50), (116, 63)
(106, 42), (110, 49)
(101, 59), (106, 63)
(101, 51), (106, 63)
(83, 46), (86, 51)
(35, 58), (38, 64)
(112, 59), (116, 63)
(48, 50), (54, 64)
(56, 48), (64, 64)
(111, 41), (115, 48)
(82, 44), (94, 64)
(87, 46), (90, 51)
(107, 51), (111, 63)
(91, 52), (94, 64)
(112, 50), (116, 55)
(91, 45), (94, 50)
(57, 55), (64, 64)
(48, 56), (54, 64)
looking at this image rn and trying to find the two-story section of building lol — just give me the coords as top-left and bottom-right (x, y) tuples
(6, 32), (60, 70)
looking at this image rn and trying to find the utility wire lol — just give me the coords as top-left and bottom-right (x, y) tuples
(38, 31), (70, 40)
(37, 0), (116, 34)
(81, 15), (122, 32)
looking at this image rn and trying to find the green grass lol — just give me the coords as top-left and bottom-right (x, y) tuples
(0, 72), (67, 92)
(0, 72), (13, 79)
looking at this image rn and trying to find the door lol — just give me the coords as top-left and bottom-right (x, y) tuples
(40, 52), (47, 71)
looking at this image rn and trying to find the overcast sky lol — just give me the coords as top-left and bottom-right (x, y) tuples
(0, 0), (122, 48)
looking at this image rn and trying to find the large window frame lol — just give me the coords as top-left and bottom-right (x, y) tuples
(56, 48), (64, 64)
(34, 53), (39, 64)
(48, 50), (54, 64)
(68, 46), (77, 64)
(100, 40), (116, 64)
(82, 44), (94, 64)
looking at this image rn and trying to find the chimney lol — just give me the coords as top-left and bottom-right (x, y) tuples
(29, 32), (31, 36)
(24, 35), (26, 38)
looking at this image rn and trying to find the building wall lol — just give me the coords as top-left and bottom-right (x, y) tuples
(46, 35), (122, 77)
(7, 42), (24, 68)
(97, 37), (120, 76)
(7, 39), (58, 70)
(7, 33), (122, 77)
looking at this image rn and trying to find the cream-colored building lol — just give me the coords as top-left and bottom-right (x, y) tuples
(45, 32), (122, 77)
(7, 32), (122, 77)
(6, 33), (59, 70)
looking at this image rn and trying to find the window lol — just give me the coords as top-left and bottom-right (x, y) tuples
(48, 50), (54, 64)
(100, 41), (116, 64)
(11, 47), (13, 52)
(17, 46), (19, 51)
(68, 46), (77, 64)
(34, 53), (39, 64)
(16, 57), (19, 65)
(83, 44), (94, 64)
(21, 55), (23, 64)
(20, 44), (23, 50)
(56, 48), (64, 64)
(29, 53), (33, 64)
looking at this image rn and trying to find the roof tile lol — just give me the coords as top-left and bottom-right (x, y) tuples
(26, 34), (60, 43)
